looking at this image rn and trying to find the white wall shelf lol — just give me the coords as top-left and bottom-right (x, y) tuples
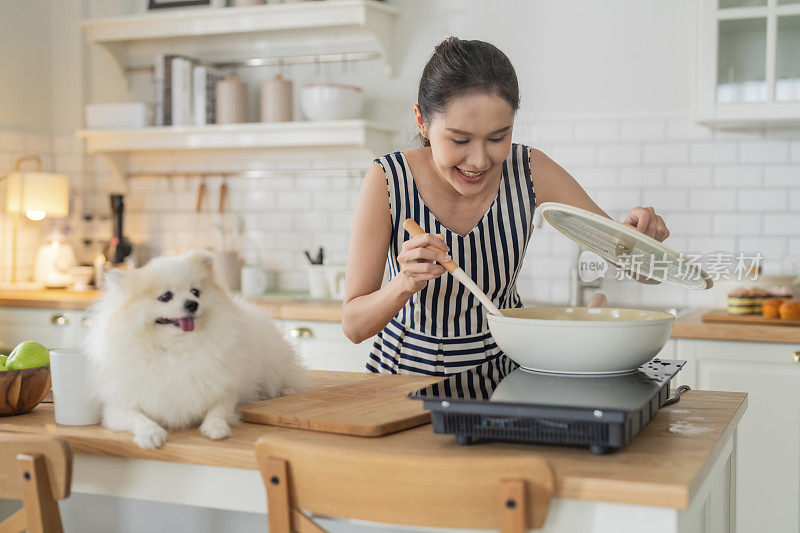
(695, 0), (800, 126)
(79, 0), (400, 81)
(75, 120), (395, 179)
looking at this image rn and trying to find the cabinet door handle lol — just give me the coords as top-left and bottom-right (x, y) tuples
(50, 314), (69, 327)
(793, 350), (800, 364)
(289, 327), (314, 339)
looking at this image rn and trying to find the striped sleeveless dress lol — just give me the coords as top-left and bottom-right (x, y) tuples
(367, 143), (536, 381)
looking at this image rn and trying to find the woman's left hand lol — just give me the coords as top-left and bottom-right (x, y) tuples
(623, 206), (669, 242)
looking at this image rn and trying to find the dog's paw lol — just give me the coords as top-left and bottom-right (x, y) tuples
(200, 418), (232, 440)
(134, 425), (168, 449)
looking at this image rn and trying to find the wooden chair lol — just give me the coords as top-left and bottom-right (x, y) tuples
(255, 430), (554, 533)
(0, 434), (73, 533)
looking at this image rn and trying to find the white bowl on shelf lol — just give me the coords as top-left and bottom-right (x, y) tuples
(301, 84), (364, 121)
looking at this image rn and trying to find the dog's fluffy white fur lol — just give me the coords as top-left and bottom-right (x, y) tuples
(85, 250), (308, 449)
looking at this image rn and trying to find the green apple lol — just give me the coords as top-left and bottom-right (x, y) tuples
(6, 341), (50, 370)
(0, 355), (6, 367)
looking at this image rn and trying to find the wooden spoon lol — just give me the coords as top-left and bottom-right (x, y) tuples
(403, 219), (503, 316)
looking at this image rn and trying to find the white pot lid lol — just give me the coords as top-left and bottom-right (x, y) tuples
(539, 202), (713, 290)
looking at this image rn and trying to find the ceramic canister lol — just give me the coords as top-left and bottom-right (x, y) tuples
(260, 74), (293, 122)
(216, 76), (247, 124)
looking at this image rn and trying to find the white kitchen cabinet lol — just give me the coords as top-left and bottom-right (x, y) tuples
(696, 0), (800, 125)
(275, 319), (371, 372)
(674, 338), (800, 533)
(0, 307), (90, 352)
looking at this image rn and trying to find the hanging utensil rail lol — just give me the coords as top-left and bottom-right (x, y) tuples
(125, 168), (363, 178)
(126, 51), (380, 74)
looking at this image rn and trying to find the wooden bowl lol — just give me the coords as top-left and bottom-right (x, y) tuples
(0, 365), (51, 416)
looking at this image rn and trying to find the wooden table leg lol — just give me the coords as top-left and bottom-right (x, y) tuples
(264, 457), (292, 533)
(17, 454), (63, 533)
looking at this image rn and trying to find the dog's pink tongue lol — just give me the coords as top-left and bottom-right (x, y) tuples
(178, 317), (195, 332)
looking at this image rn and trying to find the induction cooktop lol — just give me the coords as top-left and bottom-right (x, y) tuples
(409, 356), (686, 454)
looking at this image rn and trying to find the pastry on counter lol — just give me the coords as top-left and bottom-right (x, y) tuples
(779, 299), (800, 320)
(749, 288), (771, 310)
(727, 287), (756, 314)
(762, 297), (786, 318)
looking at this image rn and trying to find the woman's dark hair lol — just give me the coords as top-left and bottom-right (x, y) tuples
(417, 37), (520, 146)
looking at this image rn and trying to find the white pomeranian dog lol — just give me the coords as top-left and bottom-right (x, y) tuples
(85, 250), (308, 449)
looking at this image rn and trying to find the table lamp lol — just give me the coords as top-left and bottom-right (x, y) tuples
(1, 155), (69, 284)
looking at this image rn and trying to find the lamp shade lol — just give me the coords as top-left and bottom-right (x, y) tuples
(5, 171), (69, 218)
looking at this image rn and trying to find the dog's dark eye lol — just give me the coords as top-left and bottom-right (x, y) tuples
(190, 288), (200, 297)
(157, 291), (173, 302)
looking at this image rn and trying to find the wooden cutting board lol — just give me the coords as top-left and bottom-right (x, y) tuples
(240, 374), (443, 437)
(702, 308), (800, 327)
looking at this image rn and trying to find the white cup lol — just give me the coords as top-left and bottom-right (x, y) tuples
(213, 251), (241, 291)
(308, 265), (330, 299)
(324, 265), (347, 300)
(70, 266), (94, 291)
(241, 265), (271, 296)
(50, 349), (102, 426)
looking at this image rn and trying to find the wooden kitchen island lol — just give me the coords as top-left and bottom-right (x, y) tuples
(0, 371), (747, 532)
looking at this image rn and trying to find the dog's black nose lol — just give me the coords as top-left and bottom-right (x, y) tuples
(184, 300), (198, 313)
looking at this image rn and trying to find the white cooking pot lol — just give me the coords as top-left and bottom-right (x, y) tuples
(487, 307), (674, 374)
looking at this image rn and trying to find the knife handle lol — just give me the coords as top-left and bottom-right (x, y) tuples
(403, 219), (458, 274)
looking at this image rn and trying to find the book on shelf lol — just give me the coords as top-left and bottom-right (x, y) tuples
(153, 54), (167, 125)
(171, 56), (194, 127)
(193, 64), (227, 126)
(154, 54), (225, 127)
(154, 53), (184, 126)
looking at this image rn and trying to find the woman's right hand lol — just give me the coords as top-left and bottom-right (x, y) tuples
(397, 232), (450, 295)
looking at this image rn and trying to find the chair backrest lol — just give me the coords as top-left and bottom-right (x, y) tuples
(255, 433), (554, 532)
(0, 433), (73, 533)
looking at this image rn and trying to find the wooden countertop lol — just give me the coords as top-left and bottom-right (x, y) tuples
(672, 309), (800, 344)
(0, 289), (343, 322)
(0, 289), (99, 310)
(0, 371), (747, 510)
(245, 297), (342, 322)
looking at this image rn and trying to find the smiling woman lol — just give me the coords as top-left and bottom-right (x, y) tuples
(342, 37), (671, 378)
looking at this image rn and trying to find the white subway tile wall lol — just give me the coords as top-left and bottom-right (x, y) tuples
(2, 117), (798, 308)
